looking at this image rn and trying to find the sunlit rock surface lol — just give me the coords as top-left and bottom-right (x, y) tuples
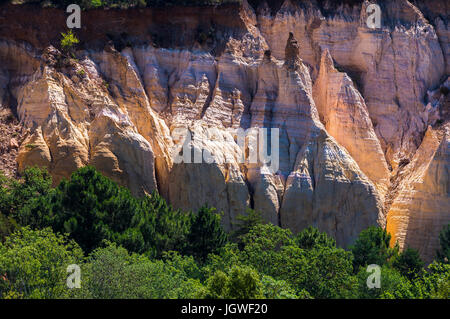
(0, 0), (448, 255)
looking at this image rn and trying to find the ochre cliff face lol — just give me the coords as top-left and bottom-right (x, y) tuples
(0, 0), (448, 259)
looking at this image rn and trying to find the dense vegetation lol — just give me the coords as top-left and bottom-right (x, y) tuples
(0, 166), (448, 299)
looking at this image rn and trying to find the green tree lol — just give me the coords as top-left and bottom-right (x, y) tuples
(0, 213), (17, 242)
(81, 243), (205, 299)
(231, 208), (263, 246)
(241, 223), (295, 276)
(205, 265), (264, 299)
(295, 226), (336, 250)
(413, 261), (450, 299)
(17, 167), (198, 257)
(19, 166), (145, 253)
(392, 247), (424, 280)
(299, 246), (358, 298)
(0, 227), (83, 299)
(261, 275), (299, 299)
(1, 166), (52, 220)
(141, 192), (191, 257)
(351, 226), (398, 271)
(241, 223), (356, 298)
(185, 206), (228, 262)
(437, 224), (450, 263)
(356, 265), (415, 299)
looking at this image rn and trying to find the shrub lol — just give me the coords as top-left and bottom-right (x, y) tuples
(60, 30), (79, 53)
(356, 265), (415, 299)
(0, 227), (83, 299)
(81, 243), (205, 299)
(1, 166), (52, 221)
(205, 265), (264, 299)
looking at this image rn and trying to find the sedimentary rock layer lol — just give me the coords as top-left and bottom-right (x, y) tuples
(0, 0), (448, 255)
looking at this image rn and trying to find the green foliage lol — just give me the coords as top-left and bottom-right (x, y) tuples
(0, 166), (52, 219)
(60, 30), (79, 53)
(0, 227), (83, 299)
(1, 165), (449, 300)
(299, 246), (358, 299)
(0, 168), (52, 241)
(231, 208), (263, 246)
(15, 167), (191, 257)
(205, 265), (264, 299)
(5, 166), (211, 259)
(295, 226), (336, 249)
(0, 213), (17, 242)
(261, 276), (299, 299)
(413, 261), (450, 299)
(162, 251), (203, 281)
(90, 0), (102, 7)
(80, 243), (205, 299)
(240, 223), (357, 298)
(351, 226), (399, 271)
(185, 206), (228, 262)
(20, 166), (145, 253)
(241, 223), (295, 276)
(0, 173), (8, 215)
(437, 224), (450, 263)
(357, 265), (415, 299)
(202, 243), (241, 279)
(392, 247), (424, 280)
(141, 192), (191, 257)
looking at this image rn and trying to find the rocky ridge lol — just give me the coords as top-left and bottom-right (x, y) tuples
(0, 0), (448, 260)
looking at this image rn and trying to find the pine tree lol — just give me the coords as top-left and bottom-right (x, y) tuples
(186, 206), (228, 262)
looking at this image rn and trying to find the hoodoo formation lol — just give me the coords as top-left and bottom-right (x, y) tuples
(0, 0), (448, 262)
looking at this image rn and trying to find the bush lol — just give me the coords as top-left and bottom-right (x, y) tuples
(356, 265), (415, 299)
(1, 166), (52, 222)
(81, 243), (205, 299)
(0, 227), (83, 299)
(205, 265), (264, 299)
(60, 30), (79, 53)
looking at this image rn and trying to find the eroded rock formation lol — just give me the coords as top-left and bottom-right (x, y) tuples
(0, 0), (448, 258)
